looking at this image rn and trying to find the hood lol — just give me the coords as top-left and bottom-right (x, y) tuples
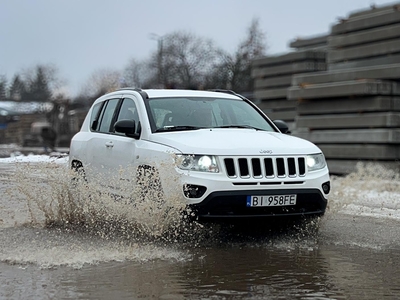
(148, 128), (321, 156)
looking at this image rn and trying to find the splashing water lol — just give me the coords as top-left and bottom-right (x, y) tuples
(2, 155), (325, 250)
(5, 159), (211, 245)
(5, 157), (400, 233)
(1, 154), (399, 274)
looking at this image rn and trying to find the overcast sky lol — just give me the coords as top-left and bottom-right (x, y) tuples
(0, 0), (397, 97)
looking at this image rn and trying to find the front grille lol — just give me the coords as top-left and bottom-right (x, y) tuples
(223, 156), (306, 179)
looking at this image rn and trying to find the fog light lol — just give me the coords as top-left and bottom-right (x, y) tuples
(322, 181), (330, 194)
(183, 184), (207, 198)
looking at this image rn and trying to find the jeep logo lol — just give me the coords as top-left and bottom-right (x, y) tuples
(260, 149), (273, 154)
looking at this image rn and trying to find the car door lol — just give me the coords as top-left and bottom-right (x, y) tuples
(105, 97), (141, 192)
(86, 98), (120, 183)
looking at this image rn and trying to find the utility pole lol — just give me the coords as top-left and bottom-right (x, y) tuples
(149, 33), (164, 88)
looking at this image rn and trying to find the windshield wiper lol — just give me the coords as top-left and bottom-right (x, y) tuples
(156, 125), (202, 132)
(215, 125), (264, 130)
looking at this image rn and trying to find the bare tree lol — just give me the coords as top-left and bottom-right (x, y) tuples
(154, 31), (219, 89)
(233, 18), (267, 93)
(123, 58), (155, 88)
(80, 68), (122, 100)
(205, 18), (267, 94)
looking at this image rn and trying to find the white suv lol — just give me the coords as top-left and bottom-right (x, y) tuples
(69, 89), (330, 221)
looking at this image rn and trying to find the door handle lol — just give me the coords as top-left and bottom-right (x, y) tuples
(105, 141), (114, 148)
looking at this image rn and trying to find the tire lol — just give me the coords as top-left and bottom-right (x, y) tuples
(70, 160), (87, 186)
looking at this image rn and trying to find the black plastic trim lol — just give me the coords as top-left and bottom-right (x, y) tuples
(209, 89), (247, 100)
(190, 188), (328, 219)
(118, 87), (149, 100)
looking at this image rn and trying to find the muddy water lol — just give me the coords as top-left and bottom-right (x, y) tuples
(0, 160), (399, 299)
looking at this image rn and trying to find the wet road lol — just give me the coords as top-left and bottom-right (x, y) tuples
(0, 160), (399, 299)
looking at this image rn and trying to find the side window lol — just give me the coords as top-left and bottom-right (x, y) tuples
(98, 99), (119, 133)
(114, 98), (140, 135)
(90, 102), (103, 131)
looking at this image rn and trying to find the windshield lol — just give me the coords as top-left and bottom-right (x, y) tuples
(146, 97), (276, 133)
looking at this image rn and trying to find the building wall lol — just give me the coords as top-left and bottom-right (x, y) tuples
(0, 114), (46, 145)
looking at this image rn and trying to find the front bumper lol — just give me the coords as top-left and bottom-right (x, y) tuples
(189, 188), (327, 220)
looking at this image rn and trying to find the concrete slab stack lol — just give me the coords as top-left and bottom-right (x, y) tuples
(251, 49), (326, 130)
(289, 34), (328, 51)
(328, 3), (400, 70)
(287, 2), (400, 174)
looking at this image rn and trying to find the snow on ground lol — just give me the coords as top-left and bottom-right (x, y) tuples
(0, 153), (69, 164)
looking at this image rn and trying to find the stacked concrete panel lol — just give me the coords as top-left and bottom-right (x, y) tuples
(251, 50), (326, 130)
(289, 34), (328, 51)
(288, 2), (400, 174)
(328, 4), (400, 70)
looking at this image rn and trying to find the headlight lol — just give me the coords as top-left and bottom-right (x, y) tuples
(176, 155), (219, 173)
(306, 153), (326, 171)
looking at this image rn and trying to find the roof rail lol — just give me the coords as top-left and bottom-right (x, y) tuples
(118, 87), (148, 99)
(209, 89), (235, 95)
(209, 89), (248, 100)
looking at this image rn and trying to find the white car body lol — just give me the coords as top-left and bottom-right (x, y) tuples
(69, 89), (330, 220)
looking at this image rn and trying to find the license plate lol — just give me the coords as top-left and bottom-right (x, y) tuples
(246, 194), (297, 207)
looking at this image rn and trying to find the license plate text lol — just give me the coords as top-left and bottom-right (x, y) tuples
(246, 194), (297, 207)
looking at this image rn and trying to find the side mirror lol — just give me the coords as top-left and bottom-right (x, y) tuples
(114, 119), (140, 138)
(273, 120), (290, 134)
